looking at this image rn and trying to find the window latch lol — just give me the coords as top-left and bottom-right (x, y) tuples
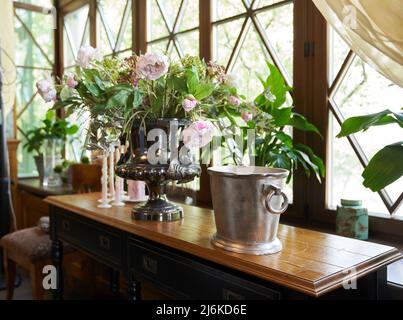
(304, 41), (314, 57)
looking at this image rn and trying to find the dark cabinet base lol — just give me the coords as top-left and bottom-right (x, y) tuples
(50, 206), (389, 300)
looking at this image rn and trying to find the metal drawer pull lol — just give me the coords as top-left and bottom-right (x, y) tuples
(142, 255), (158, 274)
(99, 235), (111, 250)
(222, 288), (245, 300)
(62, 220), (70, 231)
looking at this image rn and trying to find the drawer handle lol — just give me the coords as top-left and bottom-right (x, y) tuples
(99, 235), (111, 250)
(142, 255), (158, 274)
(62, 220), (70, 231)
(222, 288), (245, 300)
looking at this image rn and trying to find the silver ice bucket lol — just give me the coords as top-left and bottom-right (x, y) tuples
(208, 166), (289, 255)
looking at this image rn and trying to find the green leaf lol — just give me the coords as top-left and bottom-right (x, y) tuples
(132, 90), (143, 108)
(167, 75), (187, 92)
(193, 82), (216, 101)
(186, 68), (199, 94)
(106, 90), (131, 109)
(45, 109), (55, 121)
(272, 107), (292, 126)
(66, 125), (79, 135)
(362, 142), (403, 192)
(84, 82), (102, 97)
(257, 63), (289, 112)
(337, 109), (403, 137)
(295, 144), (325, 178)
(289, 113), (321, 136)
(275, 131), (293, 148)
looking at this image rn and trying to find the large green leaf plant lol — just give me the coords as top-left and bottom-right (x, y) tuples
(337, 109), (403, 191)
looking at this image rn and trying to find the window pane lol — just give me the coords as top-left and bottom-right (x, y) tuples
(256, 2), (294, 80)
(230, 25), (272, 98)
(15, 9), (54, 68)
(14, 8), (55, 177)
(64, 5), (90, 68)
(147, 0), (199, 58)
(328, 27), (350, 83)
(327, 115), (403, 216)
(213, 0), (245, 22)
(97, 0), (132, 55)
(214, 18), (244, 66)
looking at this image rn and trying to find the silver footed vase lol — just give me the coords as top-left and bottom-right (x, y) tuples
(116, 118), (200, 221)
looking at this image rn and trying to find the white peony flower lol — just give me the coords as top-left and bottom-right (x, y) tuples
(183, 120), (216, 148)
(76, 45), (101, 68)
(36, 78), (57, 103)
(136, 52), (169, 81)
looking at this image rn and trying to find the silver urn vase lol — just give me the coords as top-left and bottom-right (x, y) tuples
(116, 118), (200, 221)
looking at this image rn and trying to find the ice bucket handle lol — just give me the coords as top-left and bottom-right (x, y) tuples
(263, 184), (289, 215)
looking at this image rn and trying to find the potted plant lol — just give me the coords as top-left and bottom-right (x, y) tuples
(23, 110), (78, 183)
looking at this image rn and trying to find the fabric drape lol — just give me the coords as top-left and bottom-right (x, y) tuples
(313, 0), (403, 87)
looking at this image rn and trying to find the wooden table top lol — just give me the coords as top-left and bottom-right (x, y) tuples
(19, 178), (74, 197)
(45, 193), (402, 297)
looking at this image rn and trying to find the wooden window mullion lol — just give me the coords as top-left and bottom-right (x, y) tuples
(133, 0), (147, 54)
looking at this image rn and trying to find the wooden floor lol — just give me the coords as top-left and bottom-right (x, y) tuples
(0, 270), (33, 300)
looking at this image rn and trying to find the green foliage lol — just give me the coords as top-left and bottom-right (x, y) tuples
(23, 110), (79, 155)
(337, 109), (403, 192)
(252, 63), (324, 182)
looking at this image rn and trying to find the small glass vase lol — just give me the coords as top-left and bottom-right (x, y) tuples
(43, 138), (63, 187)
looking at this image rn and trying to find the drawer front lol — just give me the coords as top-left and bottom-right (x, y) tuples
(128, 238), (280, 300)
(54, 209), (123, 268)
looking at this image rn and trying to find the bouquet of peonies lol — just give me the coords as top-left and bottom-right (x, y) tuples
(37, 46), (251, 151)
(36, 46), (324, 181)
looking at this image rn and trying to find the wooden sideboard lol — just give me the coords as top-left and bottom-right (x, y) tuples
(46, 193), (402, 300)
(18, 179), (74, 229)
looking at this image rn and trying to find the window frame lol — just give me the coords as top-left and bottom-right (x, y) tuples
(54, 0), (403, 238)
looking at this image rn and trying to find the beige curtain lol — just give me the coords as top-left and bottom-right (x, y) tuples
(313, 0), (403, 87)
(0, 0), (16, 137)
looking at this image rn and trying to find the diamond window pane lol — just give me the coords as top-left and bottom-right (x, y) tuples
(15, 9), (54, 68)
(213, 0), (246, 22)
(230, 25), (273, 99)
(178, 0), (199, 32)
(149, 0), (174, 40)
(327, 115), (403, 216)
(214, 18), (244, 67)
(176, 30), (200, 57)
(334, 56), (403, 161)
(64, 5), (90, 68)
(256, 2), (294, 80)
(328, 27), (350, 83)
(98, 0), (129, 43)
(97, 0), (132, 55)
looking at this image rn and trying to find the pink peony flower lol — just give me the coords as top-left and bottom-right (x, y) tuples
(77, 45), (101, 68)
(228, 95), (241, 106)
(66, 75), (78, 88)
(241, 111), (253, 122)
(182, 96), (198, 112)
(136, 52), (169, 81)
(183, 120), (216, 148)
(36, 78), (57, 102)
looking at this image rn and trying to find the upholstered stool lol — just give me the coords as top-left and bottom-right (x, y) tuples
(0, 226), (75, 300)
